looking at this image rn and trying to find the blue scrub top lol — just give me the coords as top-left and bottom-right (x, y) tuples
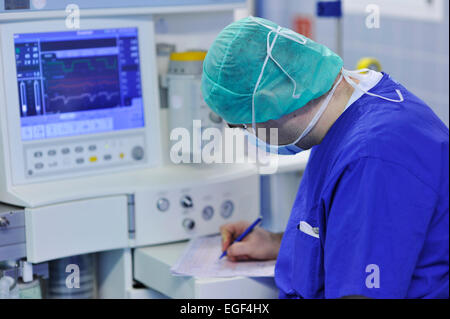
(275, 73), (449, 299)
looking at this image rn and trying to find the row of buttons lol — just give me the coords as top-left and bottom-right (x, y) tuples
(31, 153), (124, 172)
(28, 147), (144, 177)
(21, 118), (113, 141)
(25, 135), (146, 177)
(33, 145), (98, 158)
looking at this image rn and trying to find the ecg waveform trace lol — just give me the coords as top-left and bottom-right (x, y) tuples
(42, 55), (122, 114)
(49, 91), (120, 105)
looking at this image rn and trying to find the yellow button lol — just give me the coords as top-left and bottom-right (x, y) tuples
(89, 156), (98, 163)
(119, 153), (125, 159)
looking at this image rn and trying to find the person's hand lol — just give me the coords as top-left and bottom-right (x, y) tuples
(220, 221), (283, 262)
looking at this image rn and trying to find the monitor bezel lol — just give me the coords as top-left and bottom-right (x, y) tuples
(0, 17), (162, 185)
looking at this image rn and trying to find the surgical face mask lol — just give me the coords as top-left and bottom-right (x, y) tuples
(245, 73), (344, 155)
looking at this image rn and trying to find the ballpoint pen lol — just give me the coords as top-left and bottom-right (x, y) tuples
(219, 216), (263, 259)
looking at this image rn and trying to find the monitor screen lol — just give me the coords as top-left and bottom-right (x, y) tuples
(14, 28), (145, 141)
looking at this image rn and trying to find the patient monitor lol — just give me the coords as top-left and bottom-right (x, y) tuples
(0, 18), (161, 193)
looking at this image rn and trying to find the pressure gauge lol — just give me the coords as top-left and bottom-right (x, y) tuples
(202, 206), (214, 221)
(220, 200), (234, 219)
(156, 198), (170, 212)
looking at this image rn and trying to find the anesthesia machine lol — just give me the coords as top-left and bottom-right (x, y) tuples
(0, 0), (279, 299)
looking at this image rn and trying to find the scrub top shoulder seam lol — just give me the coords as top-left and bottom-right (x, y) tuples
(320, 155), (441, 201)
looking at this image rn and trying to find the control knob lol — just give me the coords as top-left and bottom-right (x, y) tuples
(182, 218), (195, 231)
(180, 195), (193, 209)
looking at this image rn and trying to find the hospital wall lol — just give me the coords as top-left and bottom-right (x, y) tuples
(256, 0), (450, 127)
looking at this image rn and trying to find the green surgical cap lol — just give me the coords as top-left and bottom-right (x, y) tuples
(201, 16), (343, 124)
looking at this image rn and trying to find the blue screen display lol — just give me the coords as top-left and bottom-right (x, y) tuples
(14, 28), (145, 141)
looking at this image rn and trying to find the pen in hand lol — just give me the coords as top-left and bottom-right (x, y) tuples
(219, 216), (263, 260)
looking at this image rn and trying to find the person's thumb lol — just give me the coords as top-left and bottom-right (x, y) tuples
(227, 242), (251, 257)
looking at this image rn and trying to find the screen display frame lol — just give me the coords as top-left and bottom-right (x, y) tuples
(0, 17), (161, 185)
(14, 27), (146, 141)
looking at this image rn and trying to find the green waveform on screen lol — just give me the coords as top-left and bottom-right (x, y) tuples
(46, 57), (118, 73)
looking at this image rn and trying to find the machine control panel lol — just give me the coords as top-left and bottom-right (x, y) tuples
(156, 196), (235, 231)
(134, 174), (259, 246)
(156, 195), (235, 231)
(24, 134), (145, 177)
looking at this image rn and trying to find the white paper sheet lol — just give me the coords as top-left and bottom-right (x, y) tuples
(170, 235), (276, 278)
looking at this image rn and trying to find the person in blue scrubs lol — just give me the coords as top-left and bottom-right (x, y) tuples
(203, 17), (449, 299)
